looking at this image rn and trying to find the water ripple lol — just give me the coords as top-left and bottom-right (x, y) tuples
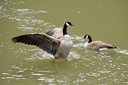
(0, 0), (55, 33)
(1, 0), (128, 85)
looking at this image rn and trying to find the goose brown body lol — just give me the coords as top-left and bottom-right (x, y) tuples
(83, 34), (116, 51)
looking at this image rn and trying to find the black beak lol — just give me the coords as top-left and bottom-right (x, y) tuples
(83, 36), (86, 39)
(71, 24), (75, 26)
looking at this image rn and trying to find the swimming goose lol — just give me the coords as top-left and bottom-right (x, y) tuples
(11, 21), (74, 59)
(83, 34), (116, 51)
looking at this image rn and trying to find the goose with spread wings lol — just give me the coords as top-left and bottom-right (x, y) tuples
(11, 22), (74, 59)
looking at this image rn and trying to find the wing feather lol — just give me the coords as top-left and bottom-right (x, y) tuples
(11, 33), (60, 56)
(46, 28), (59, 36)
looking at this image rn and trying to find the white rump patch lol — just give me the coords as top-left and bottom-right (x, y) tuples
(99, 48), (109, 51)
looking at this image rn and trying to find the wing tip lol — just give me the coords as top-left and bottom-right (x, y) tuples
(11, 37), (17, 43)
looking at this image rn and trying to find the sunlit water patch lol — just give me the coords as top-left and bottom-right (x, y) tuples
(72, 10), (82, 14)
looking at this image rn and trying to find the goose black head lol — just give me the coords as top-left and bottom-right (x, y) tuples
(65, 21), (74, 27)
(83, 34), (92, 43)
(83, 34), (90, 39)
(63, 21), (74, 35)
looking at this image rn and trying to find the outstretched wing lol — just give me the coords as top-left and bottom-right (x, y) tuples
(11, 33), (60, 56)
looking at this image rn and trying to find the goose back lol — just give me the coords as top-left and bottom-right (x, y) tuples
(85, 41), (116, 51)
(46, 28), (63, 39)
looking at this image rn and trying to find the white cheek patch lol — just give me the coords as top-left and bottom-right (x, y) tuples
(66, 23), (70, 26)
(86, 35), (88, 39)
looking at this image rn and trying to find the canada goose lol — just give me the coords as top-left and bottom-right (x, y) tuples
(11, 21), (74, 59)
(83, 34), (116, 52)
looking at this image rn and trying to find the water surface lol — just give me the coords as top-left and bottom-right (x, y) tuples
(0, 0), (128, 85)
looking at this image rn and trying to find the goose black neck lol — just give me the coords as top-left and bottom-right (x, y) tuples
(88, 36), (92, 43)
(63, 24), (68, 35)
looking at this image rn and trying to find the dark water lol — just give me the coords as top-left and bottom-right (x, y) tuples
(0, 0), (128, 85)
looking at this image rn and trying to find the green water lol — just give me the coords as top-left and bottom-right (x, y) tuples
(0, 0), (128, 85)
